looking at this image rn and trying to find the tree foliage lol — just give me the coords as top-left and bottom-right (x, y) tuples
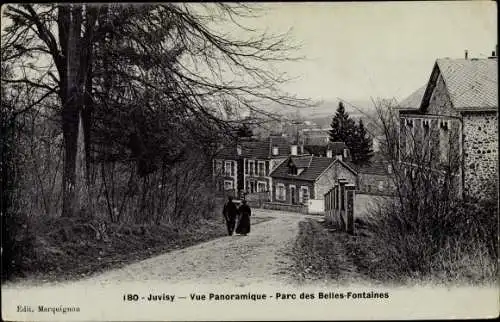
(329, 102), (373, 164)
(2, 3), (307, 218)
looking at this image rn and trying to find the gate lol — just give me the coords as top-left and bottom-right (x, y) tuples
(324, 179), (356, 234)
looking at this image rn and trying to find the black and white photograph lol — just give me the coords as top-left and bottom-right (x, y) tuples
(1, 1), (498, 321)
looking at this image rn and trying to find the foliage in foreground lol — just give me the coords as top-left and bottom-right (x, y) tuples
(292, 196), (498, 286)
(350, 196), (498, 285)
(4, 204), (227, 283)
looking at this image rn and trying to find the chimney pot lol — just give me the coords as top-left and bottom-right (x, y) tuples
(465, 50), (468, 59)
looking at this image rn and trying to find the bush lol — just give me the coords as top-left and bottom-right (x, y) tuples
(349, 197), (498, 285)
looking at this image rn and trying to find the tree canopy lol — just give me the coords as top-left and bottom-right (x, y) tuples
(1, 3), (308, 218)
(329, 102), (373, 165)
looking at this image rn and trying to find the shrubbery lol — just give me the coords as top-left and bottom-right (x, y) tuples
(349, 195), (497, 284)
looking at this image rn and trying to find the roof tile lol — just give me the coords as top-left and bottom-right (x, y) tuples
(436, 58), (498, 110)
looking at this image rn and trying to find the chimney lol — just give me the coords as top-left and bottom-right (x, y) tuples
(387, 164), (393, 174)
(464, 49), (468, 59)
(272, 146), (279, 156)
(290, 145), (298, 156)
(343, 148), (349, 160)
(236, 145), (242, 156)
(326, 149), (333, 158)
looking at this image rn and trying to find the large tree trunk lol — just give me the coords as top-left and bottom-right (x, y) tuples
(61, 5), (81, 217)
(60, 4), (98, 217)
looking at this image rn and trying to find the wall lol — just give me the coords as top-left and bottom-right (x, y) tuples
(262, 202), (307, 214)
(426, 74), (460, 117)
(354, 193), (395, 219)
(308, 199), (324, 213)
(462, 111), (498, 199)
(315, 161), (357, 200)
(358, 173), (396, 195)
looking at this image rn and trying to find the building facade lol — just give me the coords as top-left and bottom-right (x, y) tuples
(269, 155), (358, 207)
(398, 56), (498, 200)
(213, 135), (299, 197)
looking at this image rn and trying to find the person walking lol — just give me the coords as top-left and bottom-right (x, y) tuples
(222, 196), (238, 236)
(235, 199), (251, 236)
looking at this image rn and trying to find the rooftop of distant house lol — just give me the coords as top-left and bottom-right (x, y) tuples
(270, 155), (355, 181)
(215, 135), (292, 159)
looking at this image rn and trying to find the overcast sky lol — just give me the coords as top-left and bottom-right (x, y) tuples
(246, 1), (497, 102)
(1, 2), (496, 106)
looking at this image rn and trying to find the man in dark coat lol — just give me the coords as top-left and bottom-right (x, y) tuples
(236, 199), (251, 236)
(223, 196), (238, 236)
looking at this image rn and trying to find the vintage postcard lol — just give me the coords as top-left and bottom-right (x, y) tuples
(1, 1), (498, 321)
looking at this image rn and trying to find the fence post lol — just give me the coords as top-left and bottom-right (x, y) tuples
(330, 185), (336, 222)
(345, 184), (356, 235)
(334, 183), (340, 226)
(338, 179), (348, 231)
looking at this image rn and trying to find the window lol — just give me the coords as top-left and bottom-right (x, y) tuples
(249, 160), (255, 176)
(289, 185), (297, 204)
(276, 183), (286, 201)
(244, 159), (249, 175)
(405, 119), (415, 157)
(299, 186), (309, 203)
(272, 146), (279, 155)
(224, 180), (233, 191)
(257, 181), (267, 192)
(258, 161), (266, 176)
(249, 181), (256, 193)
(288, 165), (298, 175)
(439, 122), (449, 164)
(215, 160), (222, 174)
(224, 161), (234, 176)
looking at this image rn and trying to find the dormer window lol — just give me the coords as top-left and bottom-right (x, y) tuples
(288, 165), (298, 175)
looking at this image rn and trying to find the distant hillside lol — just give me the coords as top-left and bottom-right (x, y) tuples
(251, 98), (384, 139)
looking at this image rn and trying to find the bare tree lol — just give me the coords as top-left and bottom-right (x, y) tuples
(2, 3), (309, 218)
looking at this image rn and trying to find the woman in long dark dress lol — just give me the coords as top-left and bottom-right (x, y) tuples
(236, 200), (251, 236)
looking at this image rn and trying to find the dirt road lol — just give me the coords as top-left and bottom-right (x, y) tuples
(78, 209), (307, 287)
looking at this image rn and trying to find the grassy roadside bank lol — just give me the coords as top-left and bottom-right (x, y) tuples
(4, 213), (275, 285)
(290, 217), (497, 286)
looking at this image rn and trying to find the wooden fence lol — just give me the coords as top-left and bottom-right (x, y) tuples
(324, 179), (356, 234)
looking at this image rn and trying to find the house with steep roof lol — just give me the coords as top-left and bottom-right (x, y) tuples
(269, 155), (358, 212)
(213, 135), (303, 197)
(399, 54), (498, 199)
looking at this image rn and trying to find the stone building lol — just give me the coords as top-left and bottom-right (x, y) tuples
(398, 54), (498, 199)
(269, 154), (358, 212)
